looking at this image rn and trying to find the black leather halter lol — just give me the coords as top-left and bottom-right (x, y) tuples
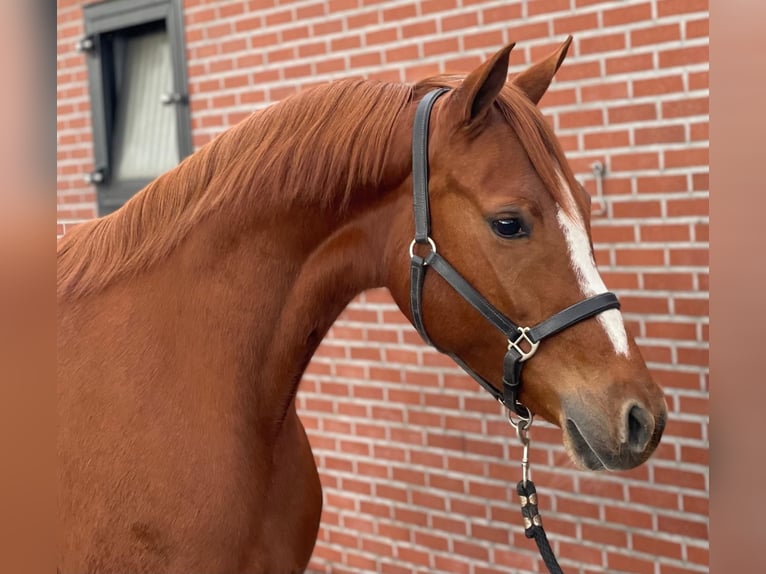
(409, 88), (621, 417)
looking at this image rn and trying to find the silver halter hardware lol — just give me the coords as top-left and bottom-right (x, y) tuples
(507, 327), (540, 362)
(507, 407), (534, 487)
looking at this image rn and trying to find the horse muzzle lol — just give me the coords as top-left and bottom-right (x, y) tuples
(563, 399), (667, 471)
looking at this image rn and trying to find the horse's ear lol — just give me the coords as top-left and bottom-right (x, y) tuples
(453, 42), (515, 124)
(512, 36), (573, 105)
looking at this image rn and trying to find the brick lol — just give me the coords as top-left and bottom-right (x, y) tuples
(635, 125), (686, 145)
(692, 173), (709, 191)
(402, 19), (437, 39)
(386, 44), (419, 63)
(361, 535), (394, 554)
(346, 552), (377, 571)
(604, 505), (654, 529)
(382, 3), (417, 22)
(633, 76), (684, 99)
(442, 12), (477, 32)
(312, 17), (344, 36)
(665, 197), (707, 218)
(389, 426), (424, 445)
(528, 0), (571, 16)
(582, 523), (628, 547)
(674, 297), (709, 317)
(690, 122), (709, 141)
(579, 33), (627, 55)
(591, 224), (635, 243)
(645, 321), (697, 340)
(433, 555), (470, 573)
(658, 515), (708, 539)
(669, 248), (708, 267)
(282, 25), (309, 42)
(632, 23), (682, 47)
(396, 507), (428, 527)
(605, 54), (654, 75)
(396, 545), (430, 565)
(421, 0), (457, 14)
(264, 9), (292, 27)
(452, 540), (489, 561)
(658, 0), (709, 17)
(608, 103), (657, 124)
(553, 12), (598, 36)
(505, 21), (549, 42)
(295, 2), (325, 18)
(316, 57), (346, 74)
(612, 199), (662, 219)
(613, 151), (660, 171)
(663, 97), (709, 119)
(581, 81), (629, 102)
(559, 109), (603, 129)
(555, 59), (601, 81)
(606, 552), (655, 574)
(421, 37), (458, 58)
(620, 295), (670, 314)
(680, 443), (709, 464)
(600, 271), (640, 289)
(557, 541), (603, 565)
(464, 29), (503, 50)
(686, 17), (709, 39)
(432, 515), (468, 535)
(557, 495), (601, 519)
(604, 2), (652, 26)
(539, 87), (577, 107)
(660, 45), (709, 68)
(676, 346), (708, 366)
(643, 273), (694, 291)
(640, 223), (690, 242)
(347, 10), (378, 29)
(687, 544), (710, 565)
(311, 544), (342, 563)
(404, 62), (441, 82)
(380, 562), (410, 574)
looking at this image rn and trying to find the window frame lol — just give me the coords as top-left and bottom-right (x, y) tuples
(82, 0), (192, 215)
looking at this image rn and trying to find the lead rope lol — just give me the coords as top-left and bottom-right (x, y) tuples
(507, 408), (565, 574)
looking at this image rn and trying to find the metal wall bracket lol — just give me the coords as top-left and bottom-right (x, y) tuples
(76, 36), (96, 53)
(83, 168), (106, 184)
(160, 92), (188, 106)
(590, 160), (607, 217)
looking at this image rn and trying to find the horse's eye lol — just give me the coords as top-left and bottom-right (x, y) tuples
(491, 217), (526, 239)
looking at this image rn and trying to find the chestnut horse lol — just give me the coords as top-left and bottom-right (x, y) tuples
(58, 39), (667, 573)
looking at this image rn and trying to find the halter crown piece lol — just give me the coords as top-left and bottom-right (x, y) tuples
(408, 88), (622, 574)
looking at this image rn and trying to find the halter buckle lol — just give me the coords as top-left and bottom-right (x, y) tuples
(507, 327), (540, 362)
(408, 237), (437, 260)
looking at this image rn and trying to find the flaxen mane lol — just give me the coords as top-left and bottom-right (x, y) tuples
(57, 75), (584, 301)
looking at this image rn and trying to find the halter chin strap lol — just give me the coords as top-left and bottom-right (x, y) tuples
(409, 88), (621, 417)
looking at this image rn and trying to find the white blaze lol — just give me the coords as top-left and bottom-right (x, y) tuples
(555, 172), (630, 356)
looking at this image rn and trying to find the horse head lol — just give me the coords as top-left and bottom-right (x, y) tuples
(384, 39), (667, 471)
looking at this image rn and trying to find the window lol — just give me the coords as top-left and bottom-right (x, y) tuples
(80, 0), (191, 215)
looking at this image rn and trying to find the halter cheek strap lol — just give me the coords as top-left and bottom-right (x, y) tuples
(409, 88), (621, 417)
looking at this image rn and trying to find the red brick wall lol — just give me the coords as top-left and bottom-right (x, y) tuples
(57, 1), (709, 572)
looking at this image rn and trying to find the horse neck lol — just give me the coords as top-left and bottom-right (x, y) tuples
(159, 177), (407, 432)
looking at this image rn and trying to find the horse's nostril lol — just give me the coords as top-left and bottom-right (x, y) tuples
(626, 404), (654, 453)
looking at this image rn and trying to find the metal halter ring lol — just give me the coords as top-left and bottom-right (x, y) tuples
(506, 403), (533, 435)
(408, 237), (437, 259)
(507, 327), (540, 362)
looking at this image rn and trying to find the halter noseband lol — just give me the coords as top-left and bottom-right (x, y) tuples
(409, 88), (621, 418)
